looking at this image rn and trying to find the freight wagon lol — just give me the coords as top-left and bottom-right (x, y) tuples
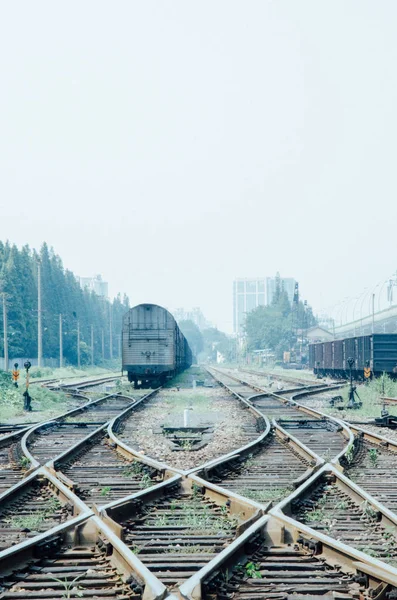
(122, 304), (192, 388)
(309, 334), (397, 379)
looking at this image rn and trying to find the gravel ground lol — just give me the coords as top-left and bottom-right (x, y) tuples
(221, 367), (397, 445)
(351, 422), (397, 442)
(118, 385), (260, 470)
(219, 368), (303, 396)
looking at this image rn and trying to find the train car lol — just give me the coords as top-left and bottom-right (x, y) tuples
(309, 333), (397, 379)
(122, 304), (192, 388)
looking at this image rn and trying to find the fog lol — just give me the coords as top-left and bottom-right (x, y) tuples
(1, 1), (396, 331)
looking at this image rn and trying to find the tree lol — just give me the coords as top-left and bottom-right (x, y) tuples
(0, 241), (131, 366)
(245, 293), (316, 359)
(202, 327), (234, 362)
(178, 320), (204, 357)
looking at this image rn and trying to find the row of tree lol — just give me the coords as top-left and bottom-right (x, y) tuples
(0, 242), (317, 366)
(179, 320), (235, 362)
(245, 276), (316, 359)
(0, 242), (129, 365)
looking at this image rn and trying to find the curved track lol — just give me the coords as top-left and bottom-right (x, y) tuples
(2, 367), (397, 600)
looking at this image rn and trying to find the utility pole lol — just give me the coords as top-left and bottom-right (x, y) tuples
(37, 261), (42, 368)
(2, 293), (8, 371)
(91, 324), (94, 366)
(109, 303), (113, 359)
(372, 293), (375, 334)
(117, 333), (121, 358)
(101, 328), (105, 361)
(77, 320), (80, 368)
(59, 314), (63, 368)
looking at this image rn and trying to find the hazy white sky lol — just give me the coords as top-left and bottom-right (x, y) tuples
(1, 1), (397, 332)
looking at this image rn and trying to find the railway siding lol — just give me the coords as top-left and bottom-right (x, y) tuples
(181, 513), (397, 600)
(0, 429), (37, 494)
(5, 366), (397, 598)
(21, 392), (136, 466)
(271, 463), (397, 566)
(0, 466), (90, 561)
(0, 512), (167, 600)
(212, 367), (353, 464)
(194, 419), (322, 508)
(50, 425), (172, 506)
(341, 424), (397, 513)
(99, 474), (262, 594)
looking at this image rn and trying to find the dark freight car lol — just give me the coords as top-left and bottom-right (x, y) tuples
(309, 334), (397, 379)
(122, 304), (192, 388)
(333, 340), (343, 371)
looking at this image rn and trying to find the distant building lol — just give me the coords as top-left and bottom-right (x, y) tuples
(172, 307), (212, 331)
(233, 275), (296, 334)
(266, 276), (296, 306)
(306, 326), (334, 343)
(79, 274), (108, 298)
(317, 314), (335, 332)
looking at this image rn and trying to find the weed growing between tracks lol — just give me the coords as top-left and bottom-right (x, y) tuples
(5, 496), (61, 530)
(238, 487), (290, 504)
(150, 500), (238, 535)
(122, 464), (153, 489)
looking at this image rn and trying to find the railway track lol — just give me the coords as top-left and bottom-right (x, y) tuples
(180, 511), (397, 600)
(100, 476), (259, 595)
(340, 425), (397, 514)
(52, 426), (167, 506)
(0, 475), (72, 551)
(0, 515), (160, 600)
(0, 545), (137, 599)
(271, 463), (397, 569)
(0, 430), (32, 494)
(43, 373), (121, 390)
(3, 365), (397, 598)
(239, 366), (319, 387)
(197, 425), (319, 506)
(203, 542), (358, 599)
(23, 393), (136, 466)
(211, 367), (351, 463)
(113, 382), (262, 471)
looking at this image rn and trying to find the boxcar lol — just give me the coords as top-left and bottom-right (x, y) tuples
(309, 334), (397, 379)
(122, 304), (192, 387)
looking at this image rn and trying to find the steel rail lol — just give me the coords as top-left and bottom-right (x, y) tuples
(19, 391), (136, 469)
(211, 366), (354, 466)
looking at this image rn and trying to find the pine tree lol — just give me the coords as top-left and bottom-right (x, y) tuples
(0, 242), (130, 366)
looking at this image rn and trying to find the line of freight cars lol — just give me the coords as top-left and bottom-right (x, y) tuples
(309, 333), (397, 379)
(122, 303), (192, 388)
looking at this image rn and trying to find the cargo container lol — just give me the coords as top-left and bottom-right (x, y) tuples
(309, 334), (397, 379)
(122, 304), (192, 387)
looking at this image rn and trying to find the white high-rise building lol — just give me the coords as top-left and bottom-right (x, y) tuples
(79, 274), (108, 298)
(233, 275), (296, 334)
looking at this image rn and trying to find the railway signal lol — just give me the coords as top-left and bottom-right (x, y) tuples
(347, 357), (362, 409)
(11, 362), (19, 387)
(364, 361), (371, 382)
(23, 360), (32, 411)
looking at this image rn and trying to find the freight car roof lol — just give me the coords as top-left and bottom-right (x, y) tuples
(309, 333), (397, 345)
